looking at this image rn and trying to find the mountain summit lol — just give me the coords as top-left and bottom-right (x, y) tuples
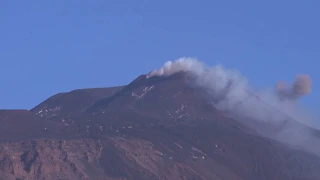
(0, 58), (319, 180)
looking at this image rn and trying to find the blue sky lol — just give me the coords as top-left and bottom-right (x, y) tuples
(0, 0), (319, 109)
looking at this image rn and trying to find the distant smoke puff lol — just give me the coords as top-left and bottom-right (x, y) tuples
(293, 74), (312, 96)
(275, 74), (312, 100)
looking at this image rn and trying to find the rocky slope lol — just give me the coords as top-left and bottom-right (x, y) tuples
(1, 72), (320, 180)
(30, 86), (124, 122)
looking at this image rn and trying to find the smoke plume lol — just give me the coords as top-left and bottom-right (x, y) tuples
(148, 57), (318, 155)
(147, 58), (205, 78)
(275, 75), (312, 101)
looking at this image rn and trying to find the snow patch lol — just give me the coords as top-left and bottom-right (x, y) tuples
(175, 103), (187, 113)
(132, 85), (155, 99)
(175, 142), (183, 149)
(192, 147), (206, 156)
(35, 106), (61, 118)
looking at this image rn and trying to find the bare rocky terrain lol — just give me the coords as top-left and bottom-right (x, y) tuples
(1, 71), (320, 180)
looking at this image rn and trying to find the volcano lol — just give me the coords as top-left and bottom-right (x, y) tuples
(1, 67), (320, 180)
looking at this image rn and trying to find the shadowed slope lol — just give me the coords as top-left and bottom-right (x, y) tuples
(30, 86), (124, 122)
(0, 110), (77, 143)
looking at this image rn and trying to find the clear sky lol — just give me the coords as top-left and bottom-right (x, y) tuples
(1, 1), (319, 109)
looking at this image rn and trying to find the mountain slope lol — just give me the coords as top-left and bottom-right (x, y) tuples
(0, 110), (77, 143)
(30, 86), (124, 123)
(77, 72), (320, 179)
(1, 71), (320, 180)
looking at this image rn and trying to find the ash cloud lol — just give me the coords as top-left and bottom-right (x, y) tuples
(148, 57), (319, 155)
(275, 75), (312, 101)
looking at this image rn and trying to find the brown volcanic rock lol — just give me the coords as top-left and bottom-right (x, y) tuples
(2, 129), (320, 180)
(0, 137), (223, 180)
(0, 139), (103, 180)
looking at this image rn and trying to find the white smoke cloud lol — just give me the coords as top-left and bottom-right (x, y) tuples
(147, 57), (206, 78)
(148, 57), (319, 155)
